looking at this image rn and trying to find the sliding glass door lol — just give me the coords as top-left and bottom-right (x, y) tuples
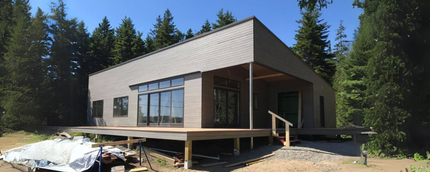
(138, 89), (184, 127)
(214, 88), (240, 127)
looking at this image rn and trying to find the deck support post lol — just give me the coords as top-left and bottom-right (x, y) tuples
(249, 62), (254, 149)
(184, 140), (193, 169)
(127, 136), (133, 149)
(234, 138), (240, 155)
(95, 134), (100, 143)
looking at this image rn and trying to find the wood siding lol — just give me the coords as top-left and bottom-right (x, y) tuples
(253, 19), (336, 128)
(88, 19), (254, 128)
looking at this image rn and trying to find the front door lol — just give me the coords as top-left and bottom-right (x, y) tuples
(214, 88), (240, 127)
(277, 92), (298, 128)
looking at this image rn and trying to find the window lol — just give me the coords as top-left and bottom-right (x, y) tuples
(138, 77), (184, 92)
(171, 77), (184, 86)
(159, 80), (171, 89)
(138, 89), (184, 126)
(214, 88), (240, 126)
(138, 84), (148, 92)
(253, 93), (258, 110)
(92, 100), (103, 118)
(113, 97), (128, 117)
(214, 76), (240, 89)
(148, 83), (158, 90)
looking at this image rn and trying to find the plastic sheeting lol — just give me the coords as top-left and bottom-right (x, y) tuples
(0, 136), (125, 172)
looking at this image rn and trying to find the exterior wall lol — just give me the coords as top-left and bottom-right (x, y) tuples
(253, 19), (336, 128)
(88, 72), (201, 127)
(268, 79), (314, 128)
(201, 66), (271, 129)
(88, 19), (254, 128)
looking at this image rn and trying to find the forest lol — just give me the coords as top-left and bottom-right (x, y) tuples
(0, 0), (429, 157)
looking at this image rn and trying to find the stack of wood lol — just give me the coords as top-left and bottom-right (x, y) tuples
(101, 152), (118, 164)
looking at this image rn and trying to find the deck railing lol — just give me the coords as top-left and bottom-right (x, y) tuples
(268, 110), (293, 146)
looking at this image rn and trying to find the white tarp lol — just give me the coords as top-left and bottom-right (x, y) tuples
(0, 137), (125, 172)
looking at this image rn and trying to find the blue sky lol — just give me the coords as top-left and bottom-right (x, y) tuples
(29, 0), (362, 47)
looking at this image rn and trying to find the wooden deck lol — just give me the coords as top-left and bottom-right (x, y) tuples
(69, 126), (271, 141)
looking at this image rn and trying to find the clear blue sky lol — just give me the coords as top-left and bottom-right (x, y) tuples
(29, 0), (362, 47)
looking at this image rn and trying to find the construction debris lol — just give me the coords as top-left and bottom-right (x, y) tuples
(56, 132), (73, 139)
(225, 153), (275, 168)
(151, 148), (220, 160)
(130, 167), (148, 172)
(246, 160), (264, 166)
(201, 161), (228, 167)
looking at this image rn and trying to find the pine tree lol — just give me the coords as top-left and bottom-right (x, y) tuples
(212, 9), (236, 29)
(297, 0), (332, 11)
(185, 28), (193, 39)
(145, 35), (155, 53)
(333, 20), (350, 56)
(88, 16), (115, 71)
(293, 6), (335, 84)
(0, 0), (13, 59)
(1, 2), (48, 128)
(196, 19), (211, 35)
(152, 9), (181, 50)
(112, 17), (144, 64)
(46, 0), (80, 125)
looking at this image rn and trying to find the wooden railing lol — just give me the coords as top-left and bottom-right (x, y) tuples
(268, 110), (293, 146)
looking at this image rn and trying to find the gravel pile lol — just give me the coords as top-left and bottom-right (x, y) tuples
(269, 140), (358, 163)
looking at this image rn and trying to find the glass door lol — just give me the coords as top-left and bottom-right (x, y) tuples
(277, 92), (298, 128)
(214, 88), (240, 127)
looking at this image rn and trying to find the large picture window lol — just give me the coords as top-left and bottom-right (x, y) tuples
(138, 89), (184, 126)
(92, 100), (103, 118)
(214, 88), (240, 127)
(113, 96), (128, 117)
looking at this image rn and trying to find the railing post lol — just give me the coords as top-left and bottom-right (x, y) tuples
(272, 115), (276, 137)
(285, 125), (290, 147)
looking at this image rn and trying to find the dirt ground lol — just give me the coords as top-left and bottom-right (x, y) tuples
(0, 132), (429, 172)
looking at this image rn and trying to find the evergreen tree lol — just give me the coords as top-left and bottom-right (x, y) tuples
(46, 0), (80, 125)
(333, 20), (350, 56)
(88, 16), (115, 71)
(349, 0), (430, 156)
(212, 9), (236, 29)
(185, 28), (193, 39)
(0, 0), (13, 59)
(152, 9), (181, 50)
(297, 0), (332, 11)
(293, 6), (335, 84)
(196, 19), (211, 35)
(145, 35), (155, 53)
(112, 17), (144, 64)
(2, 2), (48, 128)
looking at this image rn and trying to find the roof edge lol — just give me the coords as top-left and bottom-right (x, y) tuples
(89, 16), (256, 77)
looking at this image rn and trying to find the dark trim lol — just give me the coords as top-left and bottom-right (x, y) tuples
(90, 16), (256, 77)
(113, 96), (129, 117)
(129, 72), (199, 87)
(92, 100), (104, 118)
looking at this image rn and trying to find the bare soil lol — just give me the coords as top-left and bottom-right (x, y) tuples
(1, 132), (429, 172)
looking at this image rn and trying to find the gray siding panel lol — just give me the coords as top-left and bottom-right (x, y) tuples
(88, 20), (254, 128)
(254, 19), (336, 128)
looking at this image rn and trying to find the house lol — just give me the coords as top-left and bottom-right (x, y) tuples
(81, 16), (339, 169)
(87, 16), (335, 129)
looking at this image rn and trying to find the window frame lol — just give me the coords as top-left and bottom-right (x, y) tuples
(113, 96), (129, 117)
(213, 87), (240, 127)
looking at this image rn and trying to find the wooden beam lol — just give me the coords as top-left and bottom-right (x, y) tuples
(184, 140), (192, 169)
(225, 153), (275, 167)
(285, 126), (290, 147)
(268, 110), (293, 127)
(127, 136), (133, 149)
(201, 161), (228, 167)
(250, 137), (254, 150)
(245, 73), (283, 81)
(145, 148), (175, 163)
(234, 138), (240, 155)
(91, 139), (146, 148)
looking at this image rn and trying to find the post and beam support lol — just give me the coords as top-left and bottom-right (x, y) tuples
(249, 62), (254, 149)
(234, 138), (240, 155)
(184, 140), (193, 169)
(127, 136), (133, 149)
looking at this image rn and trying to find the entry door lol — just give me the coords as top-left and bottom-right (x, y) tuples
(214, 88), (240, 127)
(277, 92), (298, 128)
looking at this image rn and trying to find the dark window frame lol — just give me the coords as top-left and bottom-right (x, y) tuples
(139, 76), (184, 93)
(137, 88), (184, 127)
(214, 76), (241, 89)
(320, 96), (325, 127)
(113, 96), (129, 117)
(92, 100), (104, 118)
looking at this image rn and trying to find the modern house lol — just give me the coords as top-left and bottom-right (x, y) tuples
(87, 16), (335, 129)
(78, 16), (344, 169)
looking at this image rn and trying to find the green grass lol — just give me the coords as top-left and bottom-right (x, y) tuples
(411, 165), (430, 172)
(414, 152), (430, 162)
(27, 134), (56, 143)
